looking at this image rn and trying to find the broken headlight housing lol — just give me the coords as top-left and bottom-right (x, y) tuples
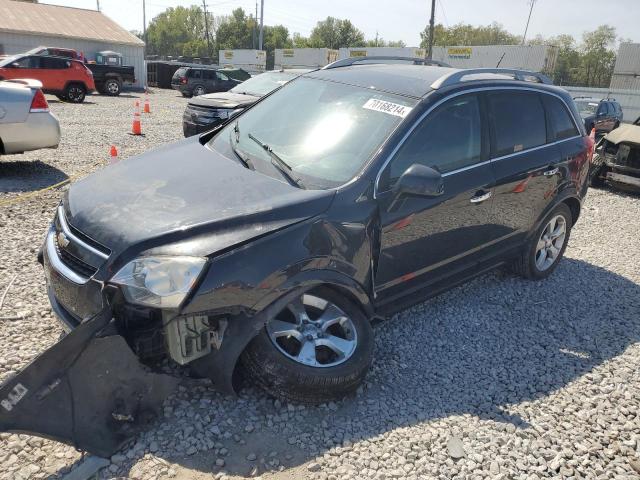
(111, 256), (207, 308)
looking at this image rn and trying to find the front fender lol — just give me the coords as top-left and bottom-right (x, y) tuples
(189, 267), (374, 395)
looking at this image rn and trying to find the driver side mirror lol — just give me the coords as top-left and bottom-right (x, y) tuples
(394, 164), (444, 197)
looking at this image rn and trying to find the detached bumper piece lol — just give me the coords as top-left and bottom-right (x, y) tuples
(0, 307), (178, 457)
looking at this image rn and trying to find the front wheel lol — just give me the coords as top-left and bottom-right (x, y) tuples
(512, 203), (573, 280)
(192, 85), (206, 96)
(241, 287), (374, 404)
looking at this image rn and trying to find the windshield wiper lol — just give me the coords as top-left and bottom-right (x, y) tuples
(247, 133), (305, 189)
(229, 129), (254, 170)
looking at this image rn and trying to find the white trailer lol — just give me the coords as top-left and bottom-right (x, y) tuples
(274, 48), (338, 69)
(338, 47), (426, 59)
(218, 50), (266, 74)
(430, 45), (558, 73)
(610, 43), (640, 91)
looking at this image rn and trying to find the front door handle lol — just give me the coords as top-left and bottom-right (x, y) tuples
(470, 190), (492, 204)
(543, 167), (559, 176)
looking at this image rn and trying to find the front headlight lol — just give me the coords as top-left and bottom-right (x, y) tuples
(110, 256), (207, 308)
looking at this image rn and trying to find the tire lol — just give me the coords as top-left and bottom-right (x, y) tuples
(590, 165), (607, 188)
(192, 85), (206, 96)
(241, 286), (374, 404)
(512, 203), (573, 280)
(55, 94), (67, 101)
(64, 83), (86, 103)
(103, 78), (121, 96)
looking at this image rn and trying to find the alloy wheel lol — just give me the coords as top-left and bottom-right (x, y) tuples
(106, 80), (119, 95)
(67, 86), (84, 102)
(194, 86), (205, 96)
(535, 214), (566, 271)
(266, 294), (357, 368)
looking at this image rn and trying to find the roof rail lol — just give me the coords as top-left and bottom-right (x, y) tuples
(323, 56), (451, 69)
(431, 68), (553, 89)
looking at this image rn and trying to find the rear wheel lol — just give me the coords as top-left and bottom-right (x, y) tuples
(513, 203), (572, 280)
(103, 78), (121, 96)
(193, 85), (206, 96)
(64, 83), (86, 103)
(241, 287), (374, 404)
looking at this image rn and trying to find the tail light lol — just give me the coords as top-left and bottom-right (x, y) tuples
(181, 77), (187, 85)
(585, 134), (595, 163)
(30, 89), (49, 112)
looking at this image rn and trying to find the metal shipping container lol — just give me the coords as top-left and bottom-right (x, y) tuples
(275, 48), (338, 69)
(430, 45), (558, 73)
(218, 49), (266, 74)
(338, 47), (426, 59)
(610, 43), (640, 91)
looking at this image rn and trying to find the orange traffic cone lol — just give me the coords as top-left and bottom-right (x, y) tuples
(143, 91), (151, 114)
(131, 111), (142, 135)
(109, 145), (118, 163)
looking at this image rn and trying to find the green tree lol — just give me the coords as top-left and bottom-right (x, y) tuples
(145, 6), (214, 57)
(308, 17), (366, 48)
(580, 25), (616, 87)
(420, 22), (520, 48)
(263, 24), (293, 69)
(215, 8), (255, 50)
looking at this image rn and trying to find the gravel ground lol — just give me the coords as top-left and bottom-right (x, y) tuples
(1, 90), (640, 480)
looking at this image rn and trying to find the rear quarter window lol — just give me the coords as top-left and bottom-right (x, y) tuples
(488, 91), (546, 157)
(542, 95), (579, 141)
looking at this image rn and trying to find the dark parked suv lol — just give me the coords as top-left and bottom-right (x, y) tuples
(171, 66), (241, 97)
(1, 61), (592, 456)
(573, 97), (623, 136)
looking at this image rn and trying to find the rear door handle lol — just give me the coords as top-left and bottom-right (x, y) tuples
(470, 191), (492, 204)
(543, 167), (559, 176)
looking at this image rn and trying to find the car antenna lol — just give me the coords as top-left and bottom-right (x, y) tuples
(496, 52), (506, 68)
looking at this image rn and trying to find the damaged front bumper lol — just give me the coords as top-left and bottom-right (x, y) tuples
(0, 306), (178, 457)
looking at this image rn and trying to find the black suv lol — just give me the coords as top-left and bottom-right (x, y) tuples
(7, 61), (593, 455)
(573, 96), (623, 135)
(171, 66), (242, 97)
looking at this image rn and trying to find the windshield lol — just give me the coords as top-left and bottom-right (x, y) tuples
(575, 100), (598, 116)
(173, 67), (188, 79)
(209, 76), (416, 189)
(230, 71), (303, 97)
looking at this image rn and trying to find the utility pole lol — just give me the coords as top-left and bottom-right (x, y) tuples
(96, 0), (100, 11)
(427, 0), (436, 60)
(202, 0), (212, 56)
(258, 0), (264, 50)
(142, 0), (147, 43)
(254, 1), (258, 49)
(522, 0), (537, 45)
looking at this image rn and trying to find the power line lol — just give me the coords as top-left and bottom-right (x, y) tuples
(437, 0), (448, 27)
(522, 0), (537, 45)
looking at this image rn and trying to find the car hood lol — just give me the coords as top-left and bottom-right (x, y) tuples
(64, 137), (335, 257)
(188, 92), (260, 109)
(604, 123), (640, 146)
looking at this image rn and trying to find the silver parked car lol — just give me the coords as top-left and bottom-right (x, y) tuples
(0, 79), (60, 155)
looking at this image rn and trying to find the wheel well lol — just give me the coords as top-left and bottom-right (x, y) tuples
(314, 283), (375, 322)
(562, 197), (581, 224)
(64, 81), (86, 91)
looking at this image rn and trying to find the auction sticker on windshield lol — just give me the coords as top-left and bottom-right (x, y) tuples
(363, 98), (412, 118)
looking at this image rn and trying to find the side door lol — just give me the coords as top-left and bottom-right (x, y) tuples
(215, 71), (234, 92)
(488, 89), (564, 249)
(1, 56), (41, 82)
(542, 95), (588, 193)
(375, 93), (497, 302)
(595, 102), (610, 133)
(40, 57), (68, 91)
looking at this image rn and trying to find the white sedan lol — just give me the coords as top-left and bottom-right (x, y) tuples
(0, 79), (60, 155)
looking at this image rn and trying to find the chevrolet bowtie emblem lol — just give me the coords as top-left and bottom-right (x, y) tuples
(57, 231), (70, 248)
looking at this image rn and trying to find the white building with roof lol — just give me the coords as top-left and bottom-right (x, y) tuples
(0, 0), (146, 88)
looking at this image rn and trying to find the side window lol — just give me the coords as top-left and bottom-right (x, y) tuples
(190, 69), (201, 79)
(381, 94), (482, 191)
(216, 71), (230, 81)
(41, 57), (65, 69)
(542, 95), (579, 141)
(488, 91), (546, 157)
(597, 102), (607, 115)
(9, 56), (38, 68)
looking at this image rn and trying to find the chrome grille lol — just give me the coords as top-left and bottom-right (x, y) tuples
(49, 206), (111, 283)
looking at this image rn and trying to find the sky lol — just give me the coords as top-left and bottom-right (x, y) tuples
(43, 0), (640, 47)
